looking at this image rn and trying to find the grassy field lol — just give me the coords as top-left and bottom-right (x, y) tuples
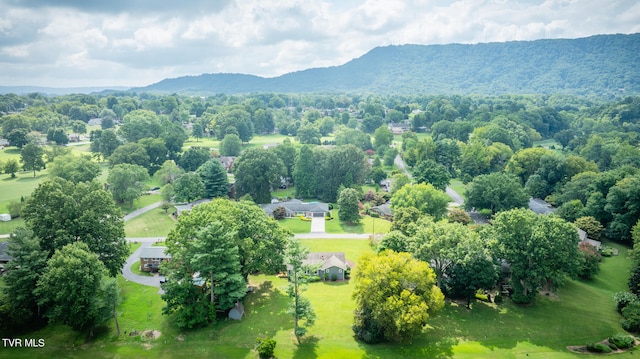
(2, 239), (630, 359)
(124, 207), (177, 238)
(117, 194), (162, 215)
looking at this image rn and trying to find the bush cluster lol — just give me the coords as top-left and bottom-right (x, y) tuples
(256, 336), (276, 359)
(608, 333), (635, 349)
(586, 342), (612, 353)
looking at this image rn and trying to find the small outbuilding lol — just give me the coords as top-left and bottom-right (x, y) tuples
(0, 214), (11, 222)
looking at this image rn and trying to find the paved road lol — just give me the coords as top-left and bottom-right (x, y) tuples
(446, 187), (465, 206)
(123, 201), (163, 221)
(394, 154), (413, 179)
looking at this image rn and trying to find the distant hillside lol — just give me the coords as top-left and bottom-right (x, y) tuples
(0, 86), (129, 95)
(132, 33), (640, 96)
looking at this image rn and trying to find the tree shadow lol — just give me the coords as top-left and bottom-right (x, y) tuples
(292, 335), (320, 359)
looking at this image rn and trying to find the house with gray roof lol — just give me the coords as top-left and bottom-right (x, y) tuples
(260, 199), (329, 218)
(287, 252), (348, 281)
(139, 246), (171, 272)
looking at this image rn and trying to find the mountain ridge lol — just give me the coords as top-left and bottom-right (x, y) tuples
(132, 33), (639, 95)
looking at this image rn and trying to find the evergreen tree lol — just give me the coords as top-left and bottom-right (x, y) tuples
(196, 159), (229, 198)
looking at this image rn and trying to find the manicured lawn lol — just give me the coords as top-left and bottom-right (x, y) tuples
(124, 207), (176, 237)
(0, 217), (24, 235)
(271, 186), (296, 199)
(0, 239), (632, 358)
(0, 171), (49, 212)
(117, 194), (162, 215)
(325, 211), (392, 235)
(275, 217), (311, 234)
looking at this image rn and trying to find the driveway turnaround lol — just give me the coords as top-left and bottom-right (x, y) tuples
(122, 238), (165, 289)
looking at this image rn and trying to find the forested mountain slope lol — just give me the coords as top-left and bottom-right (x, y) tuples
(133, 33), (640, 96)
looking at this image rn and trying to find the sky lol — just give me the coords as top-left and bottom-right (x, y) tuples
(0, 0), (638, 88)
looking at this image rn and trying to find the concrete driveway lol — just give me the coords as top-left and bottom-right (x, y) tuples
(310, 216), (325, 233)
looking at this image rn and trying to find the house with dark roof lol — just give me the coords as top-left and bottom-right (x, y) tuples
(287, 252), (348, 281)
(370, 203), (393, 220)
(139, 246), (171, 272)
(260, 199), (329, 218)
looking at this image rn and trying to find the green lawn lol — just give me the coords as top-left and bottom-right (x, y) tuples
(275, 217), (311, 234)
(124, 207), (176, 238)
(325, 210), (392, 235)
(117, 194), (162, 215)
(0, 240), (632, 358)
(0, 217), (24, 235)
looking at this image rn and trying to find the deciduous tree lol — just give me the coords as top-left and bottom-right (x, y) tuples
(220, 133), (242, 156)
(391, 183), (450, 220)
(352, 250), (444, 343)
(464, 172), (528, 214)
(22, 178), (128, 276)
(49, 155), (101, 183)
(173, 172), (206, 203)
(107, 164), (149, 208)
(35, 242), (113, 338)
(233, 148), (285, 204)
(491, 208), (580, 304)
(338, 187), (361, 224)
(20, 143), (45, 177)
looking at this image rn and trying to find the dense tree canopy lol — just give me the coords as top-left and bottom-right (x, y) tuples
(464, 172), (528, 214)
(491, 209), (581, 304)
(22, 178), (128, 276)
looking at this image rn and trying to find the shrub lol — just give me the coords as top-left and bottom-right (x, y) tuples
(447, 208), (472, 225)
(7, 201), (24, 218)
(608, 333), (635, 349)
(586, 342), (612, 353)
(614, 292), (639, 313)
(331, 273), (337, 281)
(578, 242), (601, 279)
(622, 302), (640, 332)
(601, 246), (616, 257)
(273, 206), (287, 220)
(256, 336), (276, 359)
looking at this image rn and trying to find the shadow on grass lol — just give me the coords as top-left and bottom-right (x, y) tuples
(320, 280), (350, 287)
(293, 335), (320, 359)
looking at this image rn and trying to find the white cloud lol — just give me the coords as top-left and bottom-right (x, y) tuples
(0, 0), (637, 87)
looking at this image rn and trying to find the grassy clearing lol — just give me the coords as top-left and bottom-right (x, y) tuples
(124, 208), (176, 238)
(0, 239), (632, 358)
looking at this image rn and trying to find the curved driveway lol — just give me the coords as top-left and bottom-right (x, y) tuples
(122, 238), (166, 288)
